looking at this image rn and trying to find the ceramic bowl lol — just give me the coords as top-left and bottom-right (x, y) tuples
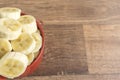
(0, 12), (45, 80)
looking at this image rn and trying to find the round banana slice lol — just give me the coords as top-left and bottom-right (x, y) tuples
(36, 29), (40, 34)
(34, 51), (39, 59)
(0, 39), (12, 58)
(0, 18), (22, 40)
(0, 52), (28, 79)
(32, 32), (42, 53)
(18, 15), (37, 34)
(0, 7), (21, 20)
(27, 53), (34, 65)
(11, 33), (36, 54)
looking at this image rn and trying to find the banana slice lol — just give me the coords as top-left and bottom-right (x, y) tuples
(11, 33), (36, 54)
(27, 53), (34, 65)
(36, 29), (40, 34)
(0, 18), (22, 40)
(32, 32), (42, 53)
(34, 51), (39, 59)
(0, 7), (21, 20)
(0, 52), (28, 79)
(0, 39), (12, 58)
(18, 15), (37, 34)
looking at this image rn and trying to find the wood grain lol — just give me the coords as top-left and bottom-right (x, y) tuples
(31, 24), (88, 76)
(84, 25), (120, 74)
(0, 0), (120, 24)
(0, 0), (120, 79)
(16, 74), (120, 80)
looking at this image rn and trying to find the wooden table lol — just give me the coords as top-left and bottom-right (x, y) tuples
(1, 0), (120, 80)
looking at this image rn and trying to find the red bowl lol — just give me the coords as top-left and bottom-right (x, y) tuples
(0, 13), (45, 80)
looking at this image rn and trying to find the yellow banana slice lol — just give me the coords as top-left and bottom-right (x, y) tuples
(0, 7), (21, 20)
(32, 32), (42, 53)
(0, 52), (28, 79)
(34, 51), (39, 59)
(27, 53), (34, 65)
(36, 29), (40, 34)
(11, 33), (36, 54)
(0, 18), (22, 40)
(0, 39), (12, 58)
(18, 15), (37, 34)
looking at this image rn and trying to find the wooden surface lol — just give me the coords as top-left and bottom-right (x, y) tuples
(16, 75), (120, 80)
(0, 0), (120, 80)
(31, 24), (88, 76)
(84, 25), (120, 74)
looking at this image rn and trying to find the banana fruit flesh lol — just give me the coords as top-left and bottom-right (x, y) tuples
(0, 7), (43, 79)
(0, 18), (22, 40)
(11, 33), (36, 54)
(0, 52), (28, 79)
(0, 39), (12, 58)
(32, 32), (42, 53)
(0, 7), (21, 20)
(34, 51), (40, 59)
(27, 53), (34, 65)
(18, 15), (37, 34)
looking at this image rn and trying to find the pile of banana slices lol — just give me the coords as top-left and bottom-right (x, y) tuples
(0, 7), (42, 79)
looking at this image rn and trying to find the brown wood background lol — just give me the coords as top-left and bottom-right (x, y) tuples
(0, 0), (120, 80)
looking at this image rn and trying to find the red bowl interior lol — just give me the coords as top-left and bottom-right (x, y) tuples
(0, 13), (45, 80)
